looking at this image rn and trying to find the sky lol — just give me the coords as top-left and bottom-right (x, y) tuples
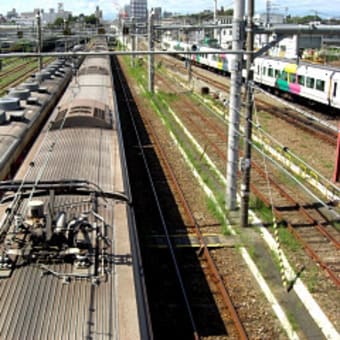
(0, 0), (340, 20)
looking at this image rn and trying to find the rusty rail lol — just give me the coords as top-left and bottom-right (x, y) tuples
(159, 73), (340, 287)
(145, 105), (248, 339)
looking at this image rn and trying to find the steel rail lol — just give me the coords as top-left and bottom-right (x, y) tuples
(113, 55), (200, 339)
(145, 106), (249, 339)
(158, 72), (340, 287)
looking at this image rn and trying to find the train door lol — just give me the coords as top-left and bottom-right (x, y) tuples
(253, 58), (263, 84)
(330, 72), (340, 110)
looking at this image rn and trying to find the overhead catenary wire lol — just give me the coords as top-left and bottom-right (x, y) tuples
(253, 99), (289, 288)
(19, 78), (81, 216)
(209, 89), (340, 221)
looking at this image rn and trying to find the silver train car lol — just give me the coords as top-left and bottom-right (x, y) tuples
(0, 58), (74, 180)
(0, 37), (150, 339)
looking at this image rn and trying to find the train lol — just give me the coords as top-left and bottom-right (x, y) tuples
(0, 37), (150, 339)
(161, 38), (340, 110)
(0, 57), (74, 180)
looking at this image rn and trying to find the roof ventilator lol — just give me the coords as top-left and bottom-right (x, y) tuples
(0, 98), (21, 111)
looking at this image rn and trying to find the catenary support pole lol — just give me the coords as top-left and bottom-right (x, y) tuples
(240, 0), (255, 227)
(36, 10), (42, 71)
(148, 9), (155, 93)
(226, 0), (245, 211)
(131, 17), (136, 67)
(333, 124), (340, 182)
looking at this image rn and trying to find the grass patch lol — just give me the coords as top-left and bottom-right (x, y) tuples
(277, 226), (301, 252)
(249, 195), (274, 225)
(304, 265), (319, 293)
(157, 91), (179, 103)
(206, 197), (231, 235)
(286, 311), (299, 331)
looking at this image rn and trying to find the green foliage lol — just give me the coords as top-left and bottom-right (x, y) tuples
(286, 15), (322, 24)
(54, 17), (64, 27)
(277, 226), (300, 252)
(84, 14), (98, 25)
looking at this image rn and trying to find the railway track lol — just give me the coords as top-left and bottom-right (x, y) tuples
(0, 59), (53, 96)
(0, 60), (33, 78)
(161, 56), (338, 146)
(156, 70), (340, 289)
(113, 55), (251, 338)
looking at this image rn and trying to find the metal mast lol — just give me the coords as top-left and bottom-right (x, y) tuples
(148, 9), (154, 93)
(131, 17), (136, 67)
(36, 10), (42, 71)
(225, 0), (245, 211)
(240, 0), (255, 227)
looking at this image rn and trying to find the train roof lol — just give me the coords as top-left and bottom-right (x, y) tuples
(256, 55), (340, 72)
(51, 98), (112, 129)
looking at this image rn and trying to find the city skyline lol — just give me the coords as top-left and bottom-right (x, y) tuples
(0, 1), (339, 20)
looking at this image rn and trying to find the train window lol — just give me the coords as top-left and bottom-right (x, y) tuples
(257, 65), (260, 74)
(306, 77), (315, 89)
(275, 69), (279, 77)
(94, 108), (106, 120)
(315, 79), (325, 92)
(262, 66), (266, 75)
(281, 71), (288, 81)
(268, 68), (274, 77)
(333, 83), (338, 97)
(69, 106), (92, 115)
(298, 75), (305, 86)
(290, 73), (296, 83)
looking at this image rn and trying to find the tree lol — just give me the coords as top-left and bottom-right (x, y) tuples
(84, 14), (97, 25)
(54, 17), (65, 27)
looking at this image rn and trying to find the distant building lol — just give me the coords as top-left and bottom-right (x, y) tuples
(153, 7), (162, 22)
(0, 14), (7, 24)
(95, 6), (103, 22)
(130, 0), (147, 22)
(14, 3), (72, 26)
(43, 9), (57, 24)
(41, 3), (72, 24)
(163, 11), (173, 19)
(122, 5), (130, 18)
(215, 16), (233, 49)
(6, 8), (18, 20)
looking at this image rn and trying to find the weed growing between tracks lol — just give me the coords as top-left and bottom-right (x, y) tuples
(277, 227), (301, 252)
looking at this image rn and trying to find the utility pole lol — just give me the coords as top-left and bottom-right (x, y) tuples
(226, 0), (245, 211)
(131, 17), (136, 67)
(36, 10), (42, 71)
(265, 0), (271, 44)
(148, 9), (154, 93)
(63, 19), (67, 53)
(213, 0), (217, 40)
(240, 0), (254, 227)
